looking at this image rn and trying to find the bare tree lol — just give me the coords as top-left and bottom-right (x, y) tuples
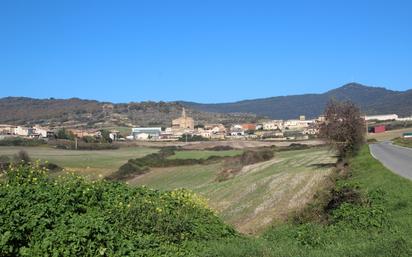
(319, 100), (365, 161)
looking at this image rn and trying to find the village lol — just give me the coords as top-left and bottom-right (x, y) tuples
(1, 108), (412, 143)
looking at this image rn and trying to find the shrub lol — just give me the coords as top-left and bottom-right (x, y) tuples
(178, 134), (209, 142)
(0, 137), (46, 146)
(13, 150), (31, 164)
(205, 145), (235, 151)
(0, 164), (236, 256)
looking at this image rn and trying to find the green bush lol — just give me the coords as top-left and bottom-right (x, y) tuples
(0, 163), (236, 256)
(50, 139), (119, 150)
(178, 134), (209, 142)
(0, 137), (46, 146)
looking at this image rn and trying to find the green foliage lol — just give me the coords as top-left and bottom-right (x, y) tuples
(99, 129), (113, 143)
(51, 139), (119, 150)
(0, 164), (236, 256)
(0, 137), (46, 147)
(55, 128), (75, 140)
(178, 134), (209, 142)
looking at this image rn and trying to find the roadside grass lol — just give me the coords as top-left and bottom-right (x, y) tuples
(0, 146), (157, 178)
(133, 147), (336, 234)
(197, 146), (412, 257)
(392, 137), (412, 148)
(167, 150), (243, 160)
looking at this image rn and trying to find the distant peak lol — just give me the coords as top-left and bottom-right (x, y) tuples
(340, 82), (367, 89)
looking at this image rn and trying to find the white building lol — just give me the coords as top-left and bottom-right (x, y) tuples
(33, 125), (50, 138)
(364, 114), (398, 121)
(131, 127), (162, 140)
(13, 126), (34, 136)
(262, 120), (283, 131)
(284, 119), (314, 130)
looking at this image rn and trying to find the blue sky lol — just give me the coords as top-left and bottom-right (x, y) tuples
(1, 0), (411, 103)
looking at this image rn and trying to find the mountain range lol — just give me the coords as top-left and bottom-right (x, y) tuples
(0, 83), (411, 127)
(181, 83), (412, 119)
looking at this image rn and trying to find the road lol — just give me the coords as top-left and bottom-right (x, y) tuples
(369, 141), (412, 180)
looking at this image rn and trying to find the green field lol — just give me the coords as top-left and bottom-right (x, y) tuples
(132, 147), (336, 233)
(168, 149), (243, 160)
(0, 146), (157, 178)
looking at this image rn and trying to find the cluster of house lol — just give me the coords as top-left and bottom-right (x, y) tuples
(0, 124), (120, 142)
(127, 109), (324, 141)
(0, 125), (55, 138)
(3, 111), (410, 142)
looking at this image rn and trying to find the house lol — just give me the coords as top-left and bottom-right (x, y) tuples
(33, 125), (53, 138)
(13, 126), (34, 137)
(242, 123), (256, 132)
(284, 119), (314, 130)
(263, 120), (283, 131)
(0, 125), (15, 135)
(229, 125), (245, 137)
(303, 128), (319, 135)
(109, 130), (120, 141)
(204, 124), (226, 134)
(131, 127), (162, 140)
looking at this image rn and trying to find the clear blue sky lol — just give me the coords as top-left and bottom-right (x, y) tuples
(1, 0), (411, 103)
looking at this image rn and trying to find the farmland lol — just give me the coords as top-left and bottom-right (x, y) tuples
(0, 146), (157, 178)
(167, 149), (243, 160)
(132, 147), (336, 234)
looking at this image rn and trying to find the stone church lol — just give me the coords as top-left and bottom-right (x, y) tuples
(172, 108), (194, 131)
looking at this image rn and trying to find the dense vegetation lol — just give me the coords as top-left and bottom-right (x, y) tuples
(0, 163), (236, 256)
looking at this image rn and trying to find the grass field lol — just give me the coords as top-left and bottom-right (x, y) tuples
(132, 147), (336, 234)
(0, 146), (157, 178)
(167, 150), (243, 160)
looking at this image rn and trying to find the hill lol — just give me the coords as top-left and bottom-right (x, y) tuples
(1, 83), (412, 127)
(0, 97), (258, 127)
(181, 83), (412, 119)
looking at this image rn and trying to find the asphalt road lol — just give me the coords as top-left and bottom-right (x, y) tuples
(370, 141), (412, 180)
